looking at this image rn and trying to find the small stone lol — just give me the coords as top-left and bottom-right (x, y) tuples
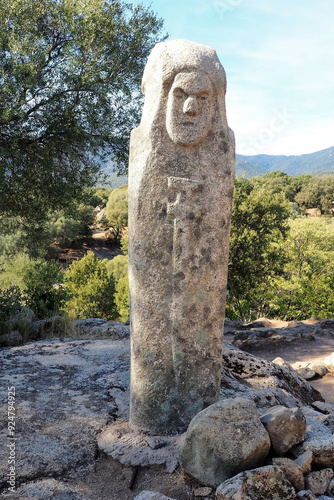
(260, 405), (306, 455)
(296, 491), (318, 499)
(273, 457), (305, 490)
(312, 401), (334, 414)
(305, 469), (334, 496)
(144, 437), (169, 450)
(194, 487), (212, 497)
(216, 465), (296, 500)
(327, 478), (334, 496)
(309, 363), (329, 377)
(294, 366), (316, 380)
(295, 450), (313, 473)
(133, 492), (179, 500)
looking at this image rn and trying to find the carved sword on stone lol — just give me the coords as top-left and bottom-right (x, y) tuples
(167, 176), (204, 384)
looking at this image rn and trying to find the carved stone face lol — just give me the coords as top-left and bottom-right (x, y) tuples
(166, 71), (214, 146)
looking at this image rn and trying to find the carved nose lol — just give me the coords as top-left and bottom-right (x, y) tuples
(183, 96), (198, 116)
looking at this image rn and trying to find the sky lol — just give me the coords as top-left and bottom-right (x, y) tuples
(131, 0), (334, 157)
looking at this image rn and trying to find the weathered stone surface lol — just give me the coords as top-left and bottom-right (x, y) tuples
(260, 406), (306, 455)
(128, 39), (235, 435)
(295, 450), (313, 474)
(8, 479), (88, 499)
(305, 469), (334, 496)
(179, 397), (270, 487)
(97, 421), (184, 473)
(222, 342), (323, 408)
(0, 338), (130, 492)
(273, 457), (305, 491)
(291, 407), (334, 468)
(215, 466), (296, 500)
(133, 491), (179, 500)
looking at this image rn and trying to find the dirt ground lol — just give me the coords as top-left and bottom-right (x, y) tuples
(67, 322), (334, 500)
(58, 229), (123, 263)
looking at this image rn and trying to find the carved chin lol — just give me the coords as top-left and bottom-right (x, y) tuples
(167, 123), (210, 147)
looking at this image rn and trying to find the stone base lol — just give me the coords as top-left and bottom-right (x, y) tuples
(97, 421), (185, 473)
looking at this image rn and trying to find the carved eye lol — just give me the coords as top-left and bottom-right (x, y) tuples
(200, 95), (208, 101)
(173, 88), (186, 100)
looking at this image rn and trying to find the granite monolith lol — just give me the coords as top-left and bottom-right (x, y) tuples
(128, 39), (235, 435)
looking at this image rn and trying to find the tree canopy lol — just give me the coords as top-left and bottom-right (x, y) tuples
(0, 0), (165, 221)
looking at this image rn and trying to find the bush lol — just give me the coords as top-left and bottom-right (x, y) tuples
(22, 261), (67, 319)
(0, 286), (22, 323)
(63, 251), (118, 320)
(105, 185), (128, 240)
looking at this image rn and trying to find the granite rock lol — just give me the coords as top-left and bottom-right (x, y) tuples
(179, 397), (270, 487)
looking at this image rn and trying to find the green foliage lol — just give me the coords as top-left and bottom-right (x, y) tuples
(48, 204), (94, 248)
(295, 176), (334, 214)
(22, 261), (66, 318)
(0, 286), (22, 323)
(105, 248), (129, 321)
(63, 251), (117, 320)
(85, 187), (113, 208)
(266, 218), (334, 320)
(105, 185), (128, 239)
(227, 177), (290, 320)
(0, 0), (165, 223)
(0, 252), (37, 290)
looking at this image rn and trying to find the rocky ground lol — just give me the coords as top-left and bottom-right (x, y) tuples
(0, 318), (333, 499)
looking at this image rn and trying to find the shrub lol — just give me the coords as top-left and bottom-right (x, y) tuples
(22, 261), (67, 319)
(0, 286), (22, 323)
(63, 251), (118, 320)
(105, 185), (128, 240)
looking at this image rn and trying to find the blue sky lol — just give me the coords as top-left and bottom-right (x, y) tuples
(131, 0), (334, 156)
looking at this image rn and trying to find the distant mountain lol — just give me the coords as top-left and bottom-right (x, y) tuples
(236, 145), (334, 178)
(99, 146), (334, 185)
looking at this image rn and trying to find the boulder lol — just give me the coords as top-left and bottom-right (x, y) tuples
(179, 397), (271, 487)
(222, 342), (323, 408)
(216, 466), (296, 500)
(260, 406), (306, 455)
(324, 353), (334, 369)
(272, 457), (305, 491)
(0, 330), (23, 347)
(305, 469), (334, 496)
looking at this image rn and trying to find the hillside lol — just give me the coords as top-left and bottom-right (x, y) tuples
(236, 145), (334, 178)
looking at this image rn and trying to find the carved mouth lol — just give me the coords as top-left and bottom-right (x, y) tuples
(182, 122), (195, 127)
